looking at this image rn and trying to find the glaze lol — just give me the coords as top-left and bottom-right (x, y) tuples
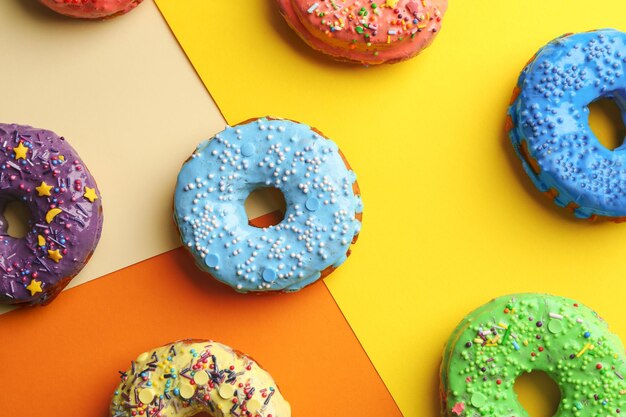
(277, 0), (447, 65)
(441, 294), (626, 417)
(40, 0), (143, 19)
(174, 117), (362, 293)
(0, 124), (103, 305)
(110, 339), (291, 417)
(508, 29), (626, 220)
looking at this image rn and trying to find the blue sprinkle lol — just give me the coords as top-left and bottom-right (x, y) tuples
(241, 142), (256, 157)
(205, 253), (219, 268)
(262, 268), (277, 283)
(305, 197), (320, 212)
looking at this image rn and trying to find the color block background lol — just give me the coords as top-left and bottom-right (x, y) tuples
(0, 0), (225, 316)
(154, 1), (626, 416)
(1, 1), (626, 416)
(0, 213), (401, 416)
(0, 1), (399, 415)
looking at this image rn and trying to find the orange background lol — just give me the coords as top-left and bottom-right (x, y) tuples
(0, 214), (400, 416)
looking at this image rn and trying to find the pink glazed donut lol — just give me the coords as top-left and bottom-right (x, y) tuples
(40, 0), (143, 19)
(277, 0), (448, 65)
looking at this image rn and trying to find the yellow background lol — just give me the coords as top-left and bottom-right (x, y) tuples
(154, 2), (626, 416)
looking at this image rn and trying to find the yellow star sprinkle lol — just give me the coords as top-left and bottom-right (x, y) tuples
(26, 279), (43, 296)
(83, 186), (98, 203)
(13, 142), (29, 160)
(48, 249), (63, 263)
(35, 181), (53, 197)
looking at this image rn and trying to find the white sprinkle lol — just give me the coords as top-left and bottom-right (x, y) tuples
(549, 312), (563, 320)
(307, 2), (319, 13)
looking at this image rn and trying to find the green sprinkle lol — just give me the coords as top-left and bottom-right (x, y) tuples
(502, 326), (511, 343)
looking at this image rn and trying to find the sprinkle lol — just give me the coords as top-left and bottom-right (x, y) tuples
(502, 326), (511, 343)
(576, 343), (592, 358)
(26, 279), (43, 296)
(5, 160), (21, 171)
(451, 402), (465, 415)
(307, 2), (319, 13)
(549, 312), (563, 319)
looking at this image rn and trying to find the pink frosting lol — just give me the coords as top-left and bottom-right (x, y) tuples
(40, 0), (143, 19)
(278, 0), (447, 64)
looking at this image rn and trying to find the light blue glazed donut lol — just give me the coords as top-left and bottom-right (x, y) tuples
(508, 29), (626, 220)
(174, 117), (363, 293)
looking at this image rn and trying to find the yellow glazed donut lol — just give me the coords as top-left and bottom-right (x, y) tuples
(110, 340), (291, 417)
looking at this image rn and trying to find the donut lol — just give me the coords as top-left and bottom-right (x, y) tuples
(507, 29), (626, 220)
(174, 117), (363, 293)
(441, 293), (626, 417)
(39, 0), (143, 19)
(110, 339), (291, 417)
(0, 124), (103, 306)
(277, 0), (447, 65)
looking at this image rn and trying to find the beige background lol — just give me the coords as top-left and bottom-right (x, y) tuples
(0, 0), (227, 314)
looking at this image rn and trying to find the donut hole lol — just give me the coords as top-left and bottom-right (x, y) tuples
(1, 198), (32, 239)
(588, 97), (626, 151)
(244, 187), (286, 227)
(514, 370), (561, 417)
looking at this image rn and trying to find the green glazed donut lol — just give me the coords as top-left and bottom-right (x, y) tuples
(441, 294), (626, 417)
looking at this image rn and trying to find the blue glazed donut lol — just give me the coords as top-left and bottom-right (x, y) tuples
(508, 29), (626, 220)
(174, 117), (363, 293)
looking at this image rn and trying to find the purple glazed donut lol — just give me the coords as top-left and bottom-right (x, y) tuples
(0, 124), (103, 306)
